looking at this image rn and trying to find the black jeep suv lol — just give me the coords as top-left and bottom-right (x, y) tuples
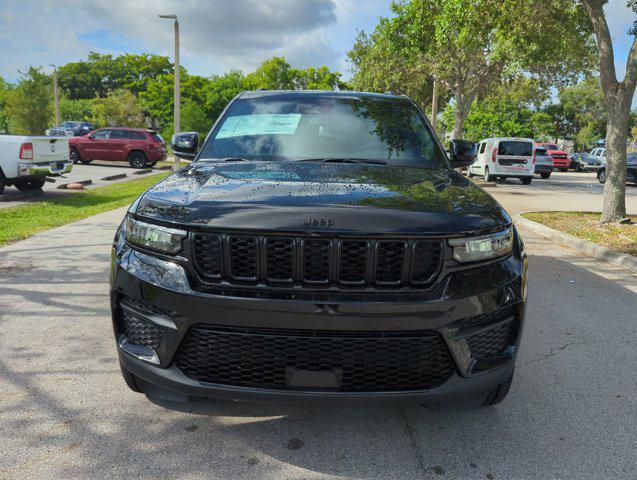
(111, 91), (527, 407)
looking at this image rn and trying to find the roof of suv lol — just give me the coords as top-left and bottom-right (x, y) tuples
(238, 90), (406, 100)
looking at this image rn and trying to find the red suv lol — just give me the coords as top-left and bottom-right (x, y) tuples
(536, 143), (570, 172)
(69, 128), (167, 168)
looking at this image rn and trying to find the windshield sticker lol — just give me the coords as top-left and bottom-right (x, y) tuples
(215, 114), (302, 139)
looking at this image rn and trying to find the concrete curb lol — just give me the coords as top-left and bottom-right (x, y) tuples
(57, 179), (93, 190)
(514, 213), (637, 273)
(100, 173), (127, 181)
(132, 168), (152, 175)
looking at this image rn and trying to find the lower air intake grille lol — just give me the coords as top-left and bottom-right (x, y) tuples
(175, 326), (455, 392)
(120, 310), (164, 349)
(467, 321), (515, 360)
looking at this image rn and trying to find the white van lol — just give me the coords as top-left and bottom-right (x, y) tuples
(468, 137), (535, 184)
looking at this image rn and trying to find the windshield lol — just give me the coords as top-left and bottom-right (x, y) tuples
(60, 121), (79, 128)
(498, 141), (533, 156)
(543, 144), (560, 150)
(199, 96), (444, 168)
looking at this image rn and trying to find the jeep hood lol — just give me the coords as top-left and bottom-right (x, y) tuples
(134, 161), (510, 235)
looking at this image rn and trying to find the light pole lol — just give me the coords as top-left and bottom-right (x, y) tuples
(50, 64), (60, 126)
(159, 14), (180, 171)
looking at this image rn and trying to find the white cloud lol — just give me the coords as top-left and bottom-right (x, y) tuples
(0, 0), (342, 79)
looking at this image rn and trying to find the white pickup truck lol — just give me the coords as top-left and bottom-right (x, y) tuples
(0, 135), (73, 195)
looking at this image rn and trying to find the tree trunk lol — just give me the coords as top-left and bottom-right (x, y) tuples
(600, 86), (630, 223)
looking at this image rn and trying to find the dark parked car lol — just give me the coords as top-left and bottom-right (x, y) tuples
(597, 153), (637, 184)
(570, 152), (601, 172)
(69, 127), (167, 168)
(110, 91), (527, 408)
(46, 120), (94, 137)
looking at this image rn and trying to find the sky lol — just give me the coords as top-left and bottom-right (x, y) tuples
(0, 0), (635, 84)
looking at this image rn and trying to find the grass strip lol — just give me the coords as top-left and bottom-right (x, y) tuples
(0, 173), (168, 246)
(522, 211), (637, 256)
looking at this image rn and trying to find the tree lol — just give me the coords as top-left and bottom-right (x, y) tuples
(244, 57), (296, 90)
(0, 77), (12, 133)
(58, 52), (172, 99)
(443, 77), (553, 141)
(348, 28), (440, 112)
(59, 98), (94, 123)
(6, 67), (52, 135)
(348, 0), (594, 139)
(90, 89), (145, 127)
(581, 0), (636, 223)
(293, 66), (345, 90)
(202, 70), (246, 121)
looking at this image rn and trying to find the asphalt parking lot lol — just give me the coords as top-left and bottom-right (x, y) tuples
(0, 160), (169, 209)
(0, 173), (635, 479)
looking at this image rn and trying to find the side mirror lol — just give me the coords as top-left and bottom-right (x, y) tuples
(171, 132), (199, 160)
(448, 139), (477, 168)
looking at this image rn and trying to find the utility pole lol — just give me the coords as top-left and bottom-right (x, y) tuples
(50, 64), (60, 125)
(159, 14), (181, 171)
(431, 80), (438, 133)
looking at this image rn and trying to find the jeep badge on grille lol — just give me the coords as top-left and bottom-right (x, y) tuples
(303, 217), (334, 227)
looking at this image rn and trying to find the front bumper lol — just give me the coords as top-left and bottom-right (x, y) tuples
(110, 239), (527, 404)
(18, 160), (73, 177)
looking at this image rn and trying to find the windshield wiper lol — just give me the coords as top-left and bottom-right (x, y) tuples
(299, 157), (387, 165)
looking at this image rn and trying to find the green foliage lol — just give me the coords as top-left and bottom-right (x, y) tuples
(6, 67), (52, 135)
(348, 0), (595, 138)
(59, 98), (94, 123)
(90, 89), (145, 127)
(443, 77), (555, 141)
(202, 70), (246, 121)
(244, 57), (296, 90)
(0, 77), (12, 133)
(0, 173), (168, 247)
(58, 52), (172, 99)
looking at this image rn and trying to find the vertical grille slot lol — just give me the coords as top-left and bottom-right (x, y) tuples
(339, 240), (368, 284)
(229, 236), (258, 280)
(266, 238), (294, 283)
(193, 234), (223, 279)
(411, 240), (441, 285)
(375, 241), (406, 284)
(302, 239), (331, 284)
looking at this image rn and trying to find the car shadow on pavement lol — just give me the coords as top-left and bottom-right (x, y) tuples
(1, 242), (636, 479)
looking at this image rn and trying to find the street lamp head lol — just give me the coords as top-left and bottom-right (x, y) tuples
(158, 14), (177, 19)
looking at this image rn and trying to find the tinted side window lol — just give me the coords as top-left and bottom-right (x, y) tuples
(478, 142), (486, 154)
(110, 130), (124, 139)
(125, 130), (146, 140)
(90, 129), (111, 139)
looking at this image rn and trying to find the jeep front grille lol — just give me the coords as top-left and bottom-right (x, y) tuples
(192, 233), (442, 289)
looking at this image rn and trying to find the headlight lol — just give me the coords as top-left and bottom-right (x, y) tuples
(125, 217), (187, 254)
(448, 228), (513, 263)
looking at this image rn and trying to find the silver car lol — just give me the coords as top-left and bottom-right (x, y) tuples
(534, 147), (553, 179)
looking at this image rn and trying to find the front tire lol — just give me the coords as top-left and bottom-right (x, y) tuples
(598, 169), (607, 184)
(14, 178), (46, 191)
(70, 147), (81, 164)
(521, 177), (532, 185)
(128, 151), (149, 169)
(484, 167), (495, 182)
(558, 167), (568, 172)
(119, 361), (142, 393)
(0, 175), (6, 195)
(483, 372), (514, 406)
(540, 172), (551, 179)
